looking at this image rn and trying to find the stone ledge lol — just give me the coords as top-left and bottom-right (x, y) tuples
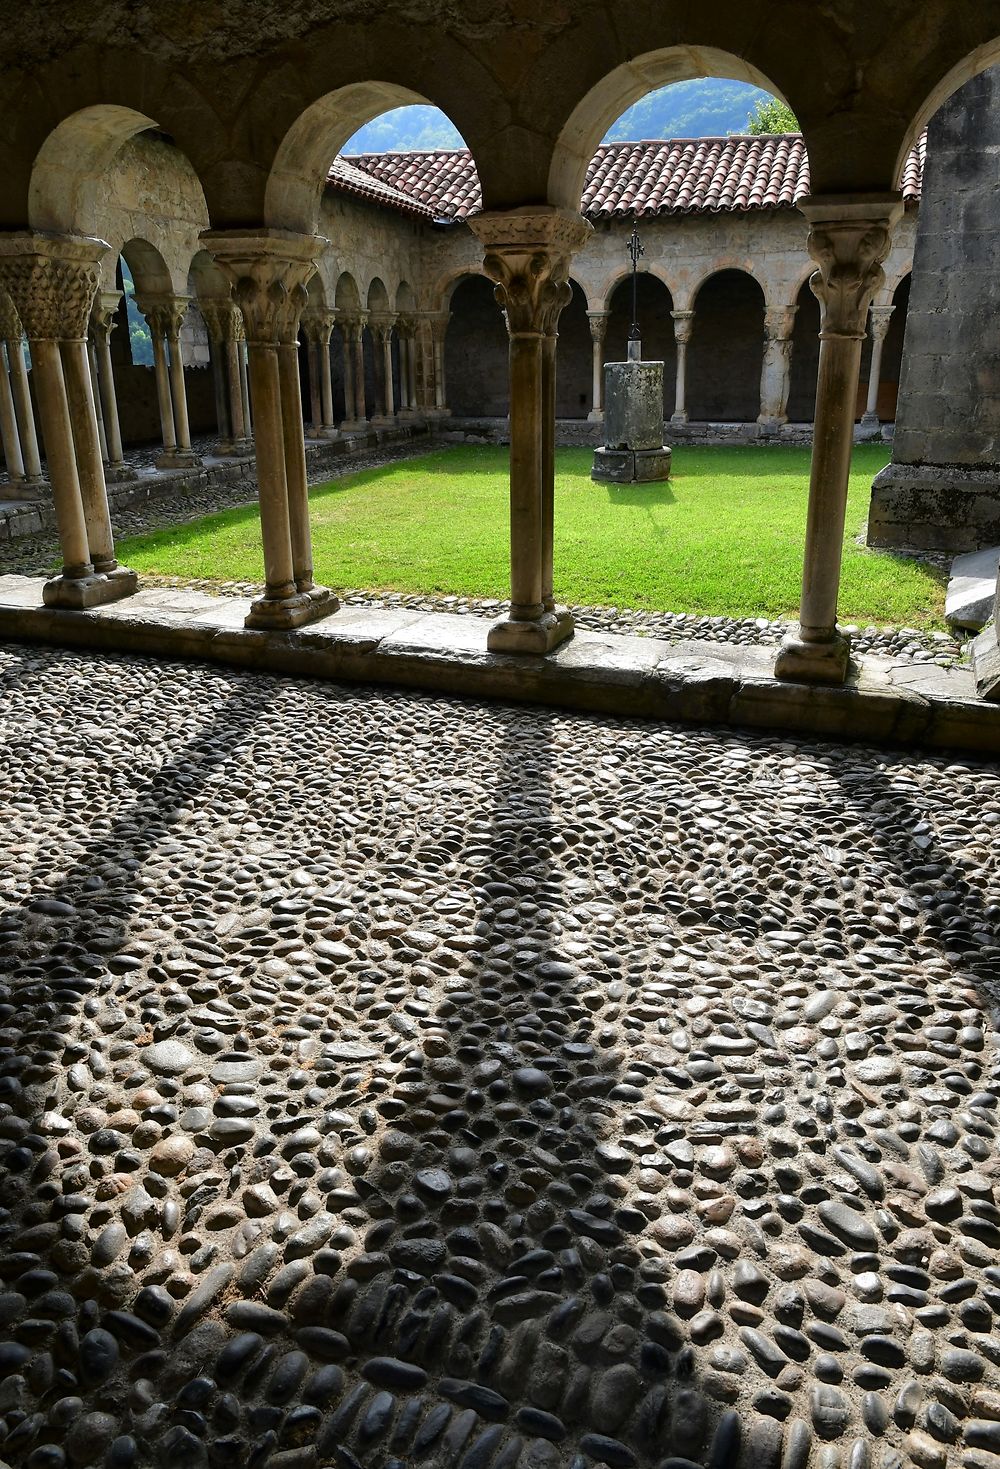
(0, 575), (996, 753)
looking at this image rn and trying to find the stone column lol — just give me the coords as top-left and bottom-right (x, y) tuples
(202, 228), (336, 630)
(140, 296), (200, 468)
(90, 293), (128, 481)
(469, 206), (591, 654)
(0, 232), (136, 607)
(0, 340), (25, 490)
(859, 303), (895, 437)
(757, 304), (798, 435)
(137, 299), (178, 464)
(339, 313), (368, 431)
(199, 300), (234, 453)
(88, 340), (108, 462)
(319, 313), (336, 434)
(6, 333), (43, 486)
(586, 310), (610, 421)
(395, 317), (414, 415)
(301, 308), (333, 438)
(775, 197), (903, 685)
(670, 310), (694, 425)
(428, 311), (450, 415)
(238, 341), (252, 440)
(369, 314), (397, 426)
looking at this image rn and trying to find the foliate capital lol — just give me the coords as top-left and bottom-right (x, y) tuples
(300, 308), (336, 346)
(799, 196), (903, 340)
(764, 305), (798, 343)
(869, 303), (895, 342)
(91, 290), (122, 340)
(0, 231), (109, 341)
(469, 207), (591, 336)
(0, 289), (23, 344)
(670, 309), (695, 345)
(201, 229), (327, 347)
(339, 312), (367, 343)
(136, 294), (190, 340)
(586, 310), (610, 345)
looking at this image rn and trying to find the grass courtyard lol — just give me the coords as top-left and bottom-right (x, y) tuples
(119, 443), (946, 628)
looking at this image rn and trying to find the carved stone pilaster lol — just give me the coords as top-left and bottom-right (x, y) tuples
(0, 232), (108, 342)
(201, 230), (326, 348)
(800, 198), (903, 340)
(469, 207), (591, 337)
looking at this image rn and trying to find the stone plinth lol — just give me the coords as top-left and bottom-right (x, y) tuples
(592, 359), (671, 485)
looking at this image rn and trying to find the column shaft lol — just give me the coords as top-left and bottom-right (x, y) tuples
(62, 338), (116, 572)
(278, 340), (314, 592)
(167, 332), (194, 453)
(88, 343), (108, 462)
(95, 331), (125, 470)
(151, 331), (176, 452)
(246, 342), (296, 601)
(226, 338), (247, 445)
(31, 339), (92, 577)
(341, 328), (356, 428)
(210, 340), (232, 447)
(239, 344), (252, 437)
(507, 331), (545, 620)
(9, 342), (42, 480)
(540, 333), (557, 612)
(383, 332), (395, 418)
(320, 340), (335, 430)
(353, 331), (367, 423)
(0, 345), (24, 482)
(308, 340), (323, 433)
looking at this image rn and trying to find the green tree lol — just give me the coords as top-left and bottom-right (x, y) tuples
(744, 96), (799, 134)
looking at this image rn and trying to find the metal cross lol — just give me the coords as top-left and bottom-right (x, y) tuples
(628, 216), (644, 343)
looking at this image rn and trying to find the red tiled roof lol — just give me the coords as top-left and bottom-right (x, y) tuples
(333, 133), (925, 222)
(327, 155), (435, 219)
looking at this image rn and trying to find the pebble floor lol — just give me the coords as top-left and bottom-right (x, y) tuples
(1, 645), (999, 1469)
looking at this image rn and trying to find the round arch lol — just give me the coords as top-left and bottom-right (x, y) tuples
(395, 280), (417, 313)
(444, 273), (507, 418)
(367, 277), (391, 314)
(687, 268), (765, 423)
(548, 48), (790, 213)
(605, 272), (676, 417)
(264, 82), (482, 234)
(334, 272), (361, 312)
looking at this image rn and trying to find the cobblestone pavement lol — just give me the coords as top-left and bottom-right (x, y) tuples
(0, 443), (964, 669)
(1, 647), (999, 1469)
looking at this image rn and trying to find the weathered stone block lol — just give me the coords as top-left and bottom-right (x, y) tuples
(945, 545), (1000, 630)
(591, 446), (672, 484)
(602, 360), (665, 450)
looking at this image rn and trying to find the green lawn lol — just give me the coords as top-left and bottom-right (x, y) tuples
(119, 443), (946, 628)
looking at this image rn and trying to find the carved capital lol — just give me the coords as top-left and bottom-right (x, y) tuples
(425, 311), (449, 345)
(201, 229), (327, 347)
(339, 312), (367, 344)
(90, 290), (122, 341)
(301, 308), (336, 347)
(764, 305), (798, 343)
(671, 309), (695, 345)
(0, 289), (23, 344)
(0, 231), (109, 341)
(799, 196), (903, 340)
(396, 314), (416, 340)
(469, 207), (591, 337)
(869, 303), (895, 342)
(136, 293), (190, 341)
(587, 310), (610, 345)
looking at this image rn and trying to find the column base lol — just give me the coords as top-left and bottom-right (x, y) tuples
(2, 475), (48, 501)
(155, 450), (203, 470)
(591, 446), (672, 485)
(587, 408), (605, 424)
(487, 608), (574, 655)
(104, 464), (135, 484)
(42, 566), (139, 610)
(855, 412), (883, 442)
(972, 624), (1000, 702)
(339, 419), (369, 435)
(212, 439), (254, 458)
(670, 412), (689, 427)
(245, 584), (338, 631)
(756, 415), (788, 437)
(774, 629), (852, 685)
(370, 415), (397, 429)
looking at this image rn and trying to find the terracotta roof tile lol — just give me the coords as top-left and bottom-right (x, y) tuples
(327, 155), (435, 219)
(334, 134), (924, 222)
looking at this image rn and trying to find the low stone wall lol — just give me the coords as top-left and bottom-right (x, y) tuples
(442, 417), (822, 447)
(0, 423), (432, 545)
(869, 462), (1000, 551)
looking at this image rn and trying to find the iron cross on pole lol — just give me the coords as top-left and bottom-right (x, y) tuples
(627, 216), (644, 361)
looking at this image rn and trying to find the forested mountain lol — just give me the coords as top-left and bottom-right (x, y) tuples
(343, 80), (777, 154)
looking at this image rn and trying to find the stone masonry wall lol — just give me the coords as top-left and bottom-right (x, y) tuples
(870, 68), (1000, 550)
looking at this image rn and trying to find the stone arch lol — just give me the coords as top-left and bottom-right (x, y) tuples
(264, 83), (481, 234)
(547, 48), (791, 214)
(367, 277), (391, 314)
(605, 271), (676, 417)
(334, 272), (362, 312)
(445, 273), (507, 418)
(395, 281), (417, 314)
(556, 278), (593, 419)
(600, 264), (675, 315)
(895, 39), (1000, 187)
(687, 268), (766, 422)
(787, 274), (822, 424)
(876, 273), (912, 424)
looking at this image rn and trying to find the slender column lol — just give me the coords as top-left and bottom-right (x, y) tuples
(586, 311), (610, 421)
(404, 332), (417, 411)
(775, 196), (903, 685)
(757, 304), (798, 434)
(7, 335), (43, 483)
(301, 309), (337, 436)
(142, 308), (177, 459)
(860, 303), (895, 433)
(670, 310), (694, 425)
(0, 343), (25, 486)
(90, 293), (127, 479)
(86, 342), (107, 461)
(428, 311), (450, 414)
(224, 307), (249, 449)
(469, 206), (592, 654)
(339, 321), (356, 430)
(142, 296), (200, 467)
(395, 317), (415, 414)
(0, 232), (136, 607)
(167, 305), (198, 462)
(200, 301), (233, 452)
(369, 314), (397, 426)
(339, 313), (368, 430)
(202, 227), (336, 630)
(381, 320), (396, 420)
(353, 315), (368, 425)
(239, 341), (252, 439)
